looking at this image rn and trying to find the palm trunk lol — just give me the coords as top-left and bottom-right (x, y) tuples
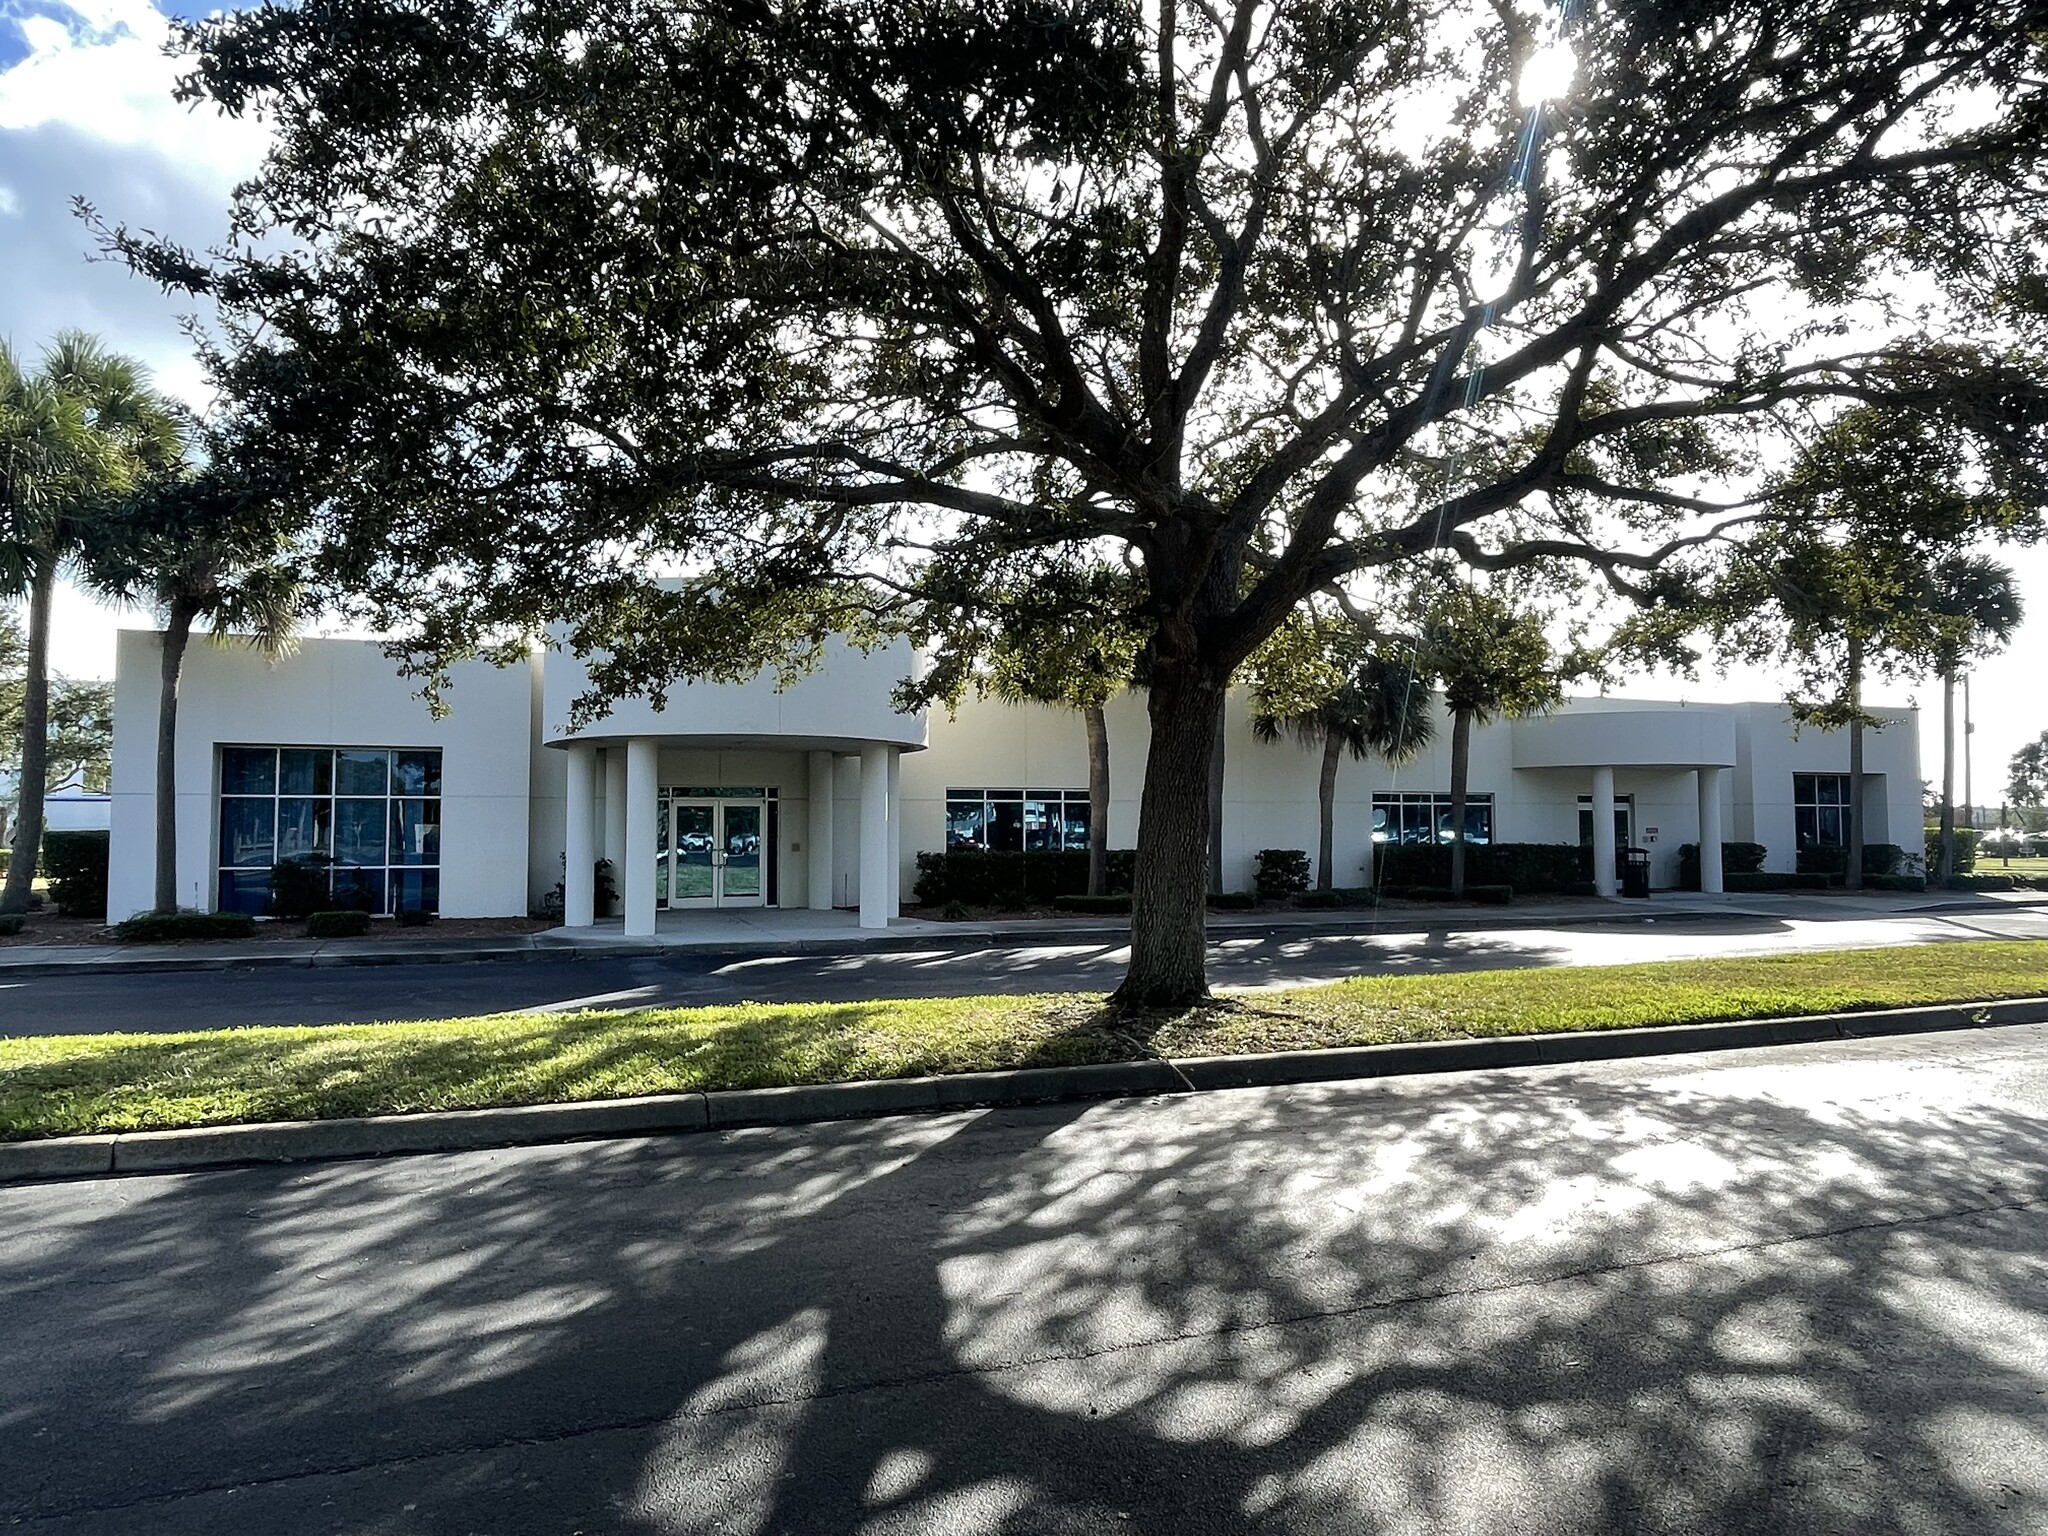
(154, 598), (199, 913)
(1937, 667), (1956, 886)
(1448, 706), (1473, 898)
(1846, 633), (1865, 891)
(1083, 702), (1109, 898)
(1316, 726), (1341, 891)
(1114, 664), (1225, 1010)
(0, 566), (55, 915)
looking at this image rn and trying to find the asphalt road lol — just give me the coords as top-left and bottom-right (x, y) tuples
(3, 1024), (2045, 1533)
(3, 904), (2047, 1034)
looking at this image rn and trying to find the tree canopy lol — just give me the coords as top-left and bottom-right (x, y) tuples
(114, 0), (2048, 1000)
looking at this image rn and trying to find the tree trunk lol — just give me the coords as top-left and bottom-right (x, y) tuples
(1316, 727), (1341, 891)
(1846, 634), (1865, 891)
(154, 599), (199, 914)
(1084, 702), (1110, 898)
(1206, 705), (1226, 892)
(1448, 706), (1473, 898)
(1114, 666), (1226, 1010)
(0, 566), (56, 916)
(1937, 667), (1957, 886)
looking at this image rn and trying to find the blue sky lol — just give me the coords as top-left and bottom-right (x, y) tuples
(0, 1), (2042, 788)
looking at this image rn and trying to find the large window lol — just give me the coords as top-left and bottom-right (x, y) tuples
(945, 788), (1092, 852)
(1371, 792), (1493, 846)
(1794, 773), (1853, 851)
(218, 746), (442, 915)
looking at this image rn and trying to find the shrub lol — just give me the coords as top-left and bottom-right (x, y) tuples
(41, 829), (109, 918)
(1052, 893), (1133, 914)
(1796, 842), (1849, 876)
(269, 854), (334, 920)
(114, 910), (257, 943)
(939, 899), (971, 921)
(1206, 891), (1256, 911)
(1372, 842), (1583, 894)
(1945, 872), (2016, 892)
(305, 909), (372, 938)
(1725, 871), (1831, 891)
(1379, 884), (1512, 904)
(1677, 842), (1772, 889)
(397, 906), (437, 927)
(1861, 843), (1905, 877)
(912, 849), (1136, 905)
(1924, 826), (1979, 874)
(1865, 873), (1927, 892)
(0, 913), (22, 937)
(1253, 849), (1310, 899)
(994, 888), (1029, 912)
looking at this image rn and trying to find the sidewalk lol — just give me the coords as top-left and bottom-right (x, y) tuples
(1, 888), (2041, 979)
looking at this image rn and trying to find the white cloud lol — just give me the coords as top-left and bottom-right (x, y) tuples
(0, 182), (17, 215)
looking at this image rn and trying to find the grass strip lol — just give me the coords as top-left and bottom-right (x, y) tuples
(2, 940), (2044, 1141)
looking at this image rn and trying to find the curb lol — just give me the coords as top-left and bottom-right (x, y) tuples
(4, 995), (2044, 1186)
(12, 893), (2013, 978)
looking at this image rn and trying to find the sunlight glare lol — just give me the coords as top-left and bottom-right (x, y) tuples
(1519, 41), (1575, 104)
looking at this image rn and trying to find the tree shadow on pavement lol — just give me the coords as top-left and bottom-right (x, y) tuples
(1, 1028), (2045, 1533)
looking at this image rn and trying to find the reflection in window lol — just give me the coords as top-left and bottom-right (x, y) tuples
(944, 789), (1095, 852)
(1370, 793), (1494, 845)
(216, 747), (442, 916)
(1793, 773), (1853, 850)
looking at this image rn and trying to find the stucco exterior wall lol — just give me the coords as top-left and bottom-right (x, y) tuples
(109, 632), (540, 921)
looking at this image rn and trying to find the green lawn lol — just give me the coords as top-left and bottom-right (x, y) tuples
(3, 941), (2045, 1141)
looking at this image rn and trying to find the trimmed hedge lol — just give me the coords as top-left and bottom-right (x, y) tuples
(1796, 842), (1906, 879)
(1380, 883), (1514, 904)
(0, 913), (22, 937)
(305, 909), (373, 938)
(42, 830), (109, 919)
(1725, 871), (1831, 891)
(1254, 849), (1310, 899)
(1206, 891), (1257, 911)
(115, 910), (257, 943)
(1051, 893), (1133, 915)
(1293, 887), (1379, 910)
(1944, 872), (2033, 892)
(912, 849), (1136, 905)
(1371, 842), (1584, 894)
(1865, 873), (1927, 892)
(1677, 842), (1770, 890)
(397, 907), (436, 928)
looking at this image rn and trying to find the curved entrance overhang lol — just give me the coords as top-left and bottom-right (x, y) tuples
(540, 636), (927, 753)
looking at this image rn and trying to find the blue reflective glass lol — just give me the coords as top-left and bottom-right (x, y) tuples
(334, 799), (389, 866)
(220, 747), (276, 795)
(336, 750), (390, 795)
(391, 798), (440, 865)
(278, 748), (332, 795)
(217, 869), (271, 915)
(218, 798), (275, 869)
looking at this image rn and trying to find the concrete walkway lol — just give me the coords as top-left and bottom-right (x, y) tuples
(0, 889), (2041, 980)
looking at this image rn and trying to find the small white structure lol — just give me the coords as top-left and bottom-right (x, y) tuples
(104, 628), (1923, 923)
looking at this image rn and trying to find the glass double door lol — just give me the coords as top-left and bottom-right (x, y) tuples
(657, 798), (766, 908)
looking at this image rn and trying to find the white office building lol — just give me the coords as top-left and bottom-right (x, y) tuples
(105, 631), (1924, 927)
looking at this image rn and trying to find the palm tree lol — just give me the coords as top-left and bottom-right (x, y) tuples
(85, 461), (305, 913)
(1421, 591), (1564, 898)
(1920, 555), (2023, 886)
(0, 333), (181, 915)
(1253, 656), (1435, 892)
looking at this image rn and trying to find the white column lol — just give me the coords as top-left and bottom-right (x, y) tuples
(602, 748), (628, 914)
(625, 737), (659, 937)
(859, 743), (890, 929)
(887, 746), (902, 917)
(807, 751), (836, 911)
(1698, 766), (1725, 895)
(563, 742), (598, 927)
(1591, 765), (1618, 900)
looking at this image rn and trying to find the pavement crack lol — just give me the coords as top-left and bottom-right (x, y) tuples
(11, 1183), (2044, 1526)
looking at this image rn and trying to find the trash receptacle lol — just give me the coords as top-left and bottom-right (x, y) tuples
(1621, 848), (1652, 898)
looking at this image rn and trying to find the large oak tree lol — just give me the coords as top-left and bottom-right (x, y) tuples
(118, 0), (2048, 1002)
